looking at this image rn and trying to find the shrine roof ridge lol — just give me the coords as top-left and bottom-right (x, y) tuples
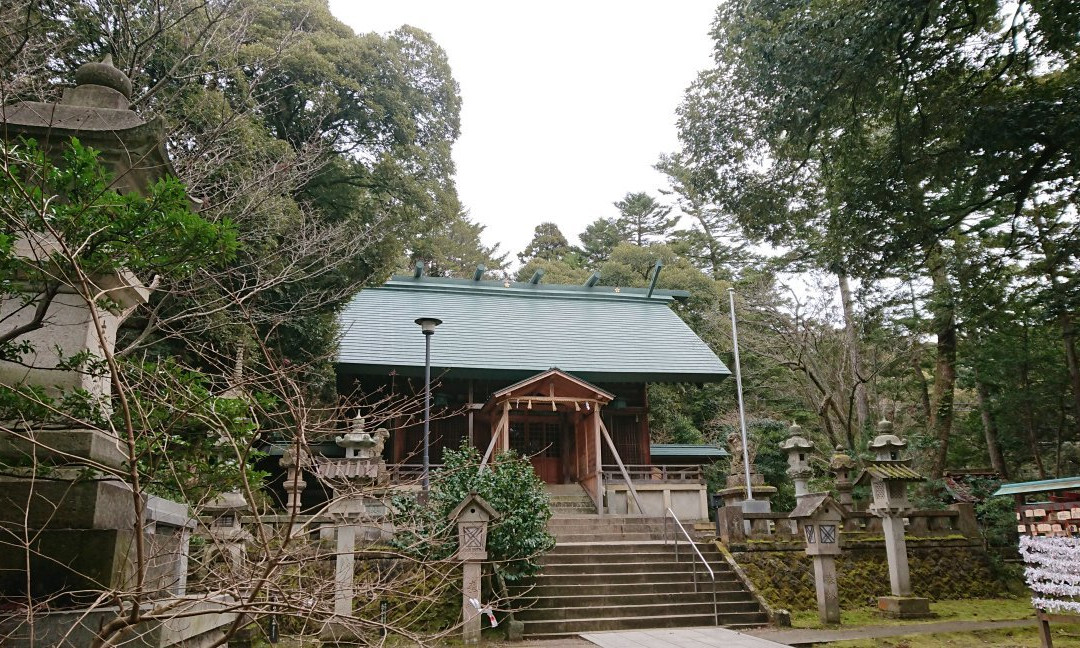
(379, 275), (690, 302)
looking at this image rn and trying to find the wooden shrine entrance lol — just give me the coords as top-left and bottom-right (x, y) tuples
(478, 368), (644, 514)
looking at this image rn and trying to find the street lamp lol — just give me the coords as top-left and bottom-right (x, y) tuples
(415, 317), (442, 497)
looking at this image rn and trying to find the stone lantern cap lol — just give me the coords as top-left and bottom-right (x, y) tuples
(448, 492), (500, 524)
(779, 434), (814, 452)
(868, 433), (907, 452)
(829, 445), (857, 471)
(789, 492), (847, 521)
(203, 490), (249, 514)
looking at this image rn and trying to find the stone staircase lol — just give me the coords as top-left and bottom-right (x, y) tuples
(513, 515), (769, 639)
(546, 484), (598, 515)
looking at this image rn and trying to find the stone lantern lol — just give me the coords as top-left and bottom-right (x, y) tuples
(449, 493), (499, 644)
(0, 55), (194, 600)
(854, 420), (929, 618)
(790, 493), (846, 624)
(202, 491), (251, 573)
(780, 425), (815, 498)
(828, 446), (857, 510)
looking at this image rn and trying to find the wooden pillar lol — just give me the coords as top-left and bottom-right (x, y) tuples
(500, 400), (510, 453)
(593, 407), (603, 515)
(467, 380), (475, 447)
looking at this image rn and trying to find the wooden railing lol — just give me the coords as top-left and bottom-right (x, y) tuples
(601, 464), (703, 483)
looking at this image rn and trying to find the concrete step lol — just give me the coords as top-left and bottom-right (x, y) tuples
(526, 571), (745, 587)
(520, 611), (770, 637)
(517, 599), (763, 622)
(539, 560), (706, 575)
(540, 551), (732, 566)
(511, 589), (758, 607)
(549, 532), (671, 543)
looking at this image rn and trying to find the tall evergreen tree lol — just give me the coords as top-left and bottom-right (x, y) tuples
(577, 217), (625, 268)
(613, 192), (678, 246)
(517, 222), (572, 264)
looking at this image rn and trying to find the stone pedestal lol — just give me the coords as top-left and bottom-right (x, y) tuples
(813, 555), (840, 624)
(878, 595), (932, 618)
(718, 473), (777, 511)
(0, 477), (192, 599)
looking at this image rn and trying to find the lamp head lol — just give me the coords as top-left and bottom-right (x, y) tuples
(415, 317), (442, 335)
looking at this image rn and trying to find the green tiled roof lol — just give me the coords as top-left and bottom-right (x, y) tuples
(993, 476), (1080, 497)
(337, 276), (731, 383)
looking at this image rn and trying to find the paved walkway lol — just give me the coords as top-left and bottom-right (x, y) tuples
(744, 618), (1036, 645)
(580, 628), (789, 648)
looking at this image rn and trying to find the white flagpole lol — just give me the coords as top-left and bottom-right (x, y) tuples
(728, 288), (754, 504)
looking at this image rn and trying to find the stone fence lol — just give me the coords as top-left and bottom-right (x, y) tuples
(716, 502), (981, 547)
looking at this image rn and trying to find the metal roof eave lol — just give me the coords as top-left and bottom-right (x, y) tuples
(992, 475), (1080, 497)
(336, 363), (732, 385)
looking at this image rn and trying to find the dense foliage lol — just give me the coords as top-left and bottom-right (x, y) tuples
(391, 445), (556, 583)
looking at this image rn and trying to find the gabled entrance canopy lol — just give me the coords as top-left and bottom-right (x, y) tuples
(479, 369), (641, 514)
(481, 368), (614, 415)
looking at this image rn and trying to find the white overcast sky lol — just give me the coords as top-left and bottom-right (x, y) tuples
(328, 1), (720, 262)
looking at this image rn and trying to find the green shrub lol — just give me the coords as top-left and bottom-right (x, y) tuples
(390, 444), (556, 583)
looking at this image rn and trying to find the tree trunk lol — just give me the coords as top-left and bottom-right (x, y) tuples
(928, 248), (958, 479)
(1061, 313), (1080, 441)
(973, 367), (1008, 478)
(912, 350), (932, 423)
(1020, 324), (1047, 479)
(838, 274), (870, 435)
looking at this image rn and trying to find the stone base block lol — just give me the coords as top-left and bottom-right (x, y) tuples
(506, 619), (524, 641)
(878, 596), (934, 619)
(319, 620), (367, 645)
(0, 598), (240, 648)
(0, 427), (126, 469)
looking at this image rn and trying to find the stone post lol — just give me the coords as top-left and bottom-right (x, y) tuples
(334, 520), (356, 618)
(880, 515), (910, 595)
(790, 493), (845, 624)
(449, 494), (499, 645)
(780, 426), (814, 498)
(855, 421), (931, 618)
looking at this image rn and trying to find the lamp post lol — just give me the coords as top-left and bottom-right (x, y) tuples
(415, 317), (442, 497)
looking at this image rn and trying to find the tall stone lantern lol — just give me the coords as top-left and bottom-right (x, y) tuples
(828, 446), (857, 510)
(0, 56), (194, 600)
(780, 426), (815, 498)
(790, 493), (846, 624)
(855, 421), (930, 618)
(449, 493), (499, 645)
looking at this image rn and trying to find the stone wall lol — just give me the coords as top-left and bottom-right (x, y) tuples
(731, 539), (1003, 610)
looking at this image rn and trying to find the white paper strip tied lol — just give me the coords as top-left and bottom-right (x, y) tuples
(1020, 536), (1080, 613)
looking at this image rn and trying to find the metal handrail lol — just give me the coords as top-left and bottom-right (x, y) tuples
(664, 507), (718, 626)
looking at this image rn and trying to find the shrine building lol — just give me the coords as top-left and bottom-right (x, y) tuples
(331, 271), (730, 517)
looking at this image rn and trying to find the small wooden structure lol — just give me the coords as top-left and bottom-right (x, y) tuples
(994, 476), (1080, 647)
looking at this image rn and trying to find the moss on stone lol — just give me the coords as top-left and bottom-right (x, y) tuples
(733, 544), (1004, 611)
